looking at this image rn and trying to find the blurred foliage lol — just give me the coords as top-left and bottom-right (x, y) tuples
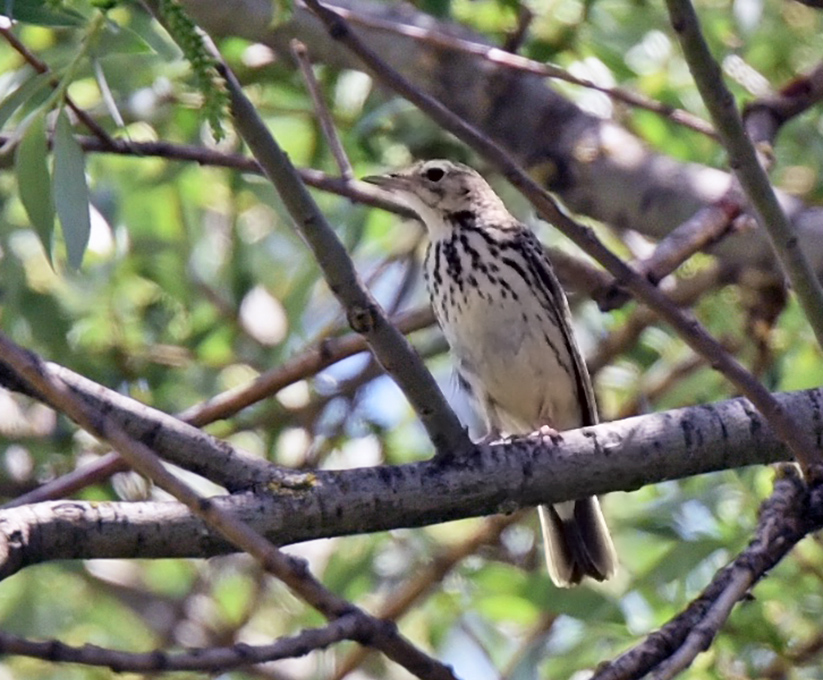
(0, 0), (822, 678)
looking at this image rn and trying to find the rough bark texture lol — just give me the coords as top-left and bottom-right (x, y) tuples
(2, 387), (819, 578)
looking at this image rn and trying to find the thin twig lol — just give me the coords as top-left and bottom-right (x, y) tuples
(3, 452), (128, 508)
(636, 201), (741, 285)
(502, 5), (533, 54)
(336, 5), (717, 138)
(0, 615), (364, 673)
(180, 304), (433, 425)
(0, 133), (411, 215)
(743, 61), (823, 148)
(650, 569), (753, 680)
(290, 39), (354, 179)
(303, 0), (823, 470)
(589, 263), (734, 375)
(665, 0), (823, 364)
(215, 58), (471, 458)
(617, 352), (708, 419)
(333, 515), (518, 679)
(597, 200), (742, 312)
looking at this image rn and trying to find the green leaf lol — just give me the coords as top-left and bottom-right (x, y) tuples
(124, 8), (181, 61)
(271, 0), (294, 24)
(15, 110), (54, 256)
(94, 23), (157, 58)
(0, 71), (52, 130)
(53, 109), (90, 270)
(0, 0), (86, 26)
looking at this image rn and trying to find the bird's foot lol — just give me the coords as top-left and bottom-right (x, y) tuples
(537, 424), (563, 445)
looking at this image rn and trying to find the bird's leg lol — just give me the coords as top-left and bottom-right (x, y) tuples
(476, 426), (504, 445)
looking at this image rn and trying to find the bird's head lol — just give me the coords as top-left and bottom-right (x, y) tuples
(363, 160), (512, 238)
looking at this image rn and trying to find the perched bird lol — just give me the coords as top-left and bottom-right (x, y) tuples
(364, 160), (617, 587)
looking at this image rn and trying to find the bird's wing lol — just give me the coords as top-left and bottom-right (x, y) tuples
(518, 230), (599, 426)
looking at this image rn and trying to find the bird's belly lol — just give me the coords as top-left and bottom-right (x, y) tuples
(435, 288), (582, 432)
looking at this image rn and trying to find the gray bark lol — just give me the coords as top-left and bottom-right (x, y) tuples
(1, 386), (818, 579)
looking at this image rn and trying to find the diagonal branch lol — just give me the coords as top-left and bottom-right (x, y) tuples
(592, 467), (823, 680)
(335, 4), (717, 138)
(664, 0), (823, 353)
(214, 56), (470, 459)
(0, 356), (288, 492)
(742, 63), (823, 149)
(743, 61), (823, 149)
(291, 38), (354, 179)
(178, 305), (435, 426)
(303, 0), (823, 471)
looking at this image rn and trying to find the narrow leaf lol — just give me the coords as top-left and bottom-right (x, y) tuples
(0, 71), (51, 130)
(1, 0), (86, 27)
(53, 109), (90, 270)
(15, 110), (54, 255)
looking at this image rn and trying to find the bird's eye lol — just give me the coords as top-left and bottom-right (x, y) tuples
(423, 167), (445, 182)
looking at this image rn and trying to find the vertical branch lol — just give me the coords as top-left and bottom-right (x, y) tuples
(291, 39), (354, 180)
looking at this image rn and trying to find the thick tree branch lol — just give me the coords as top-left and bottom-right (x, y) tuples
(2, 386), (821, 578)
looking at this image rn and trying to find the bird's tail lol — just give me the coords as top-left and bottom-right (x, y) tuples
(538, 497), (618, 587)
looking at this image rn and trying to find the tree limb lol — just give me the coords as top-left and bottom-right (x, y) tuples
(2, 383), (820, 578)
(216, 52), (471, 459)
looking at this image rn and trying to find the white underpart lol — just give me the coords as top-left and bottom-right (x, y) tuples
(426, 229), (582, 436)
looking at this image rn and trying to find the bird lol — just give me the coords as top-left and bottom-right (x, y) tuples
(363, 159), (617, 587)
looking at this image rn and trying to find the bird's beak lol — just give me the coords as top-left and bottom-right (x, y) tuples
(361, 173), (412, 194)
